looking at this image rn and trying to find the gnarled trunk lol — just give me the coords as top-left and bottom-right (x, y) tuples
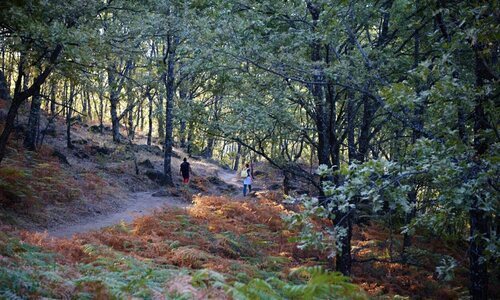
(23, 86), (41, 151)
(0, 45), (61, 164)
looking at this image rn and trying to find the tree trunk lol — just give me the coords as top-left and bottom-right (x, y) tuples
(128, 108), (134, 140)
(0, 70), (10, 100)
(308, 1), (350, 274)
(307, 0), (331, 176)
(50, 81), (56, 116)
(219, 141), (226, 161)
(147, 91), (153, 146)
(162, 36), (178, 186)
(108, 68), (121, 142)
(203, 137), (214, 159)
(233, 142), (241, 171)
(126, 81), (134, 140)
(0, 45), (4, 73)
(0, 44), (61, 164)
(180, 119), (187, 148)
(468, 42), (492, 300)
(87, 92), (92, 120)
(357, 93), (375, 162)
(179, 118), (187, 149)
(336, 212), (352, 276)
(66, 82), (75, 149)
(336, 92), (357, 276)
(99, 88), (104, 133)
(6, 52), (13, 94)
(283, 170), (292, 195)
(108, 61), (132, 143)
(110, 96), (120, 142)
(139, 102), (144, 132)
(157, 93), (164, 140)
(23, 86), (42, 151)
(178, 82), (188, 148)
(0, 100), (22, 160)
(82, 91), (87, 117)
(186, 121), (193, 155)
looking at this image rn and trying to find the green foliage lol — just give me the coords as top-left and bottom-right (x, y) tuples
(75, 250), (179, 299)
(0, 235), (62, 299)
(0, 167), (33, 203)
(227, 266), (367, 300)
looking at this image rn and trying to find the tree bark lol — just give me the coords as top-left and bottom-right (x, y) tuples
(203, 137), (214, 159)
(110, 91), (120, 142)
(50, 81), (56, 116)
(139, 102), (144, 132)
(308, 0), (351, 274)
(336, 211), (352, 276)
(0, 44), (62, 164)
(99, 88), (104, 133)
(127, 105), (134, 140)
(468, 42), (492, 300)
(23, 85), (42, 151)
(162, 35), (178, 186)
(307, 1), (331, 169)
(147, 90), (153, 146)
(108, 67), (121, 142)
(108, 61), (132, 143)
(66, 82), (75, 149)
(157, 93), (164, 140)
(186, 120), (193, 155)
(82, 90), (87, 117)
(0, 70), (10, 100)
(178, 84), (188, 148)
(86, 91), (92, 120)
(233, 142), (241, 171)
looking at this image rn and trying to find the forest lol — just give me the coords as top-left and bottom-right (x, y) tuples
(0, 0), (498, 299)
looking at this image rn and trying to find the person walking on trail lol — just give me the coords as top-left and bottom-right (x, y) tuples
(242, 163), (253, 196)
(180, 157), (191, 184)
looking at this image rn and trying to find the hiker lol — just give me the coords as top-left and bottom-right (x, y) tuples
(180, 157), (191, 184)
(242, 163), (253, 196)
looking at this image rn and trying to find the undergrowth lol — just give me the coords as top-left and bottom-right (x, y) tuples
(0, 142), (112, 223)
(1, 196), (367, 299)
(1, 194), (465, 298)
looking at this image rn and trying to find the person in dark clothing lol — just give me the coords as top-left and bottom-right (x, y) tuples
(180, 157), (191, 184)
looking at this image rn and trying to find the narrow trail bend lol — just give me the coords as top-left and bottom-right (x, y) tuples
(48, 192), (188, 238)
(47, 169), (243, 238)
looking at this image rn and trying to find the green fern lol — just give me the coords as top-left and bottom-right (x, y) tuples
(227, 266), (367, 300)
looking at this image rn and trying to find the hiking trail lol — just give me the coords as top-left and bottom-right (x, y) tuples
(47, 168), (243, 238)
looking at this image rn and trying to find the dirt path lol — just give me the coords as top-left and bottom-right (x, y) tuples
(48, 192), (189, 238)
(218, 169), (242, 190)
(46, 166), (248, 238)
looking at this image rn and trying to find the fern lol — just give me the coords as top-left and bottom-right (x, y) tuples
(227, 266), (367, 300)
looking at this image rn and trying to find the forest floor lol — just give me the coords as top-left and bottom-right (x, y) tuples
(48, 191), (190, 238)
(48, 161), (257, 238)
(0, 99), (273, 233)
(0, 102), (481, 299)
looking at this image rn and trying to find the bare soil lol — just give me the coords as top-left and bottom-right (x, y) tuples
(48, 191), (189, 238)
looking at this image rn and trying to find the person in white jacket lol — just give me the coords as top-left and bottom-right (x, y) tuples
(242, 163), (253, 196)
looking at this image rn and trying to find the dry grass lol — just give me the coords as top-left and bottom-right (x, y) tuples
(19, 196), (298, 278)
(0, 139), (114, 227)
(15, 195), (474, 298)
